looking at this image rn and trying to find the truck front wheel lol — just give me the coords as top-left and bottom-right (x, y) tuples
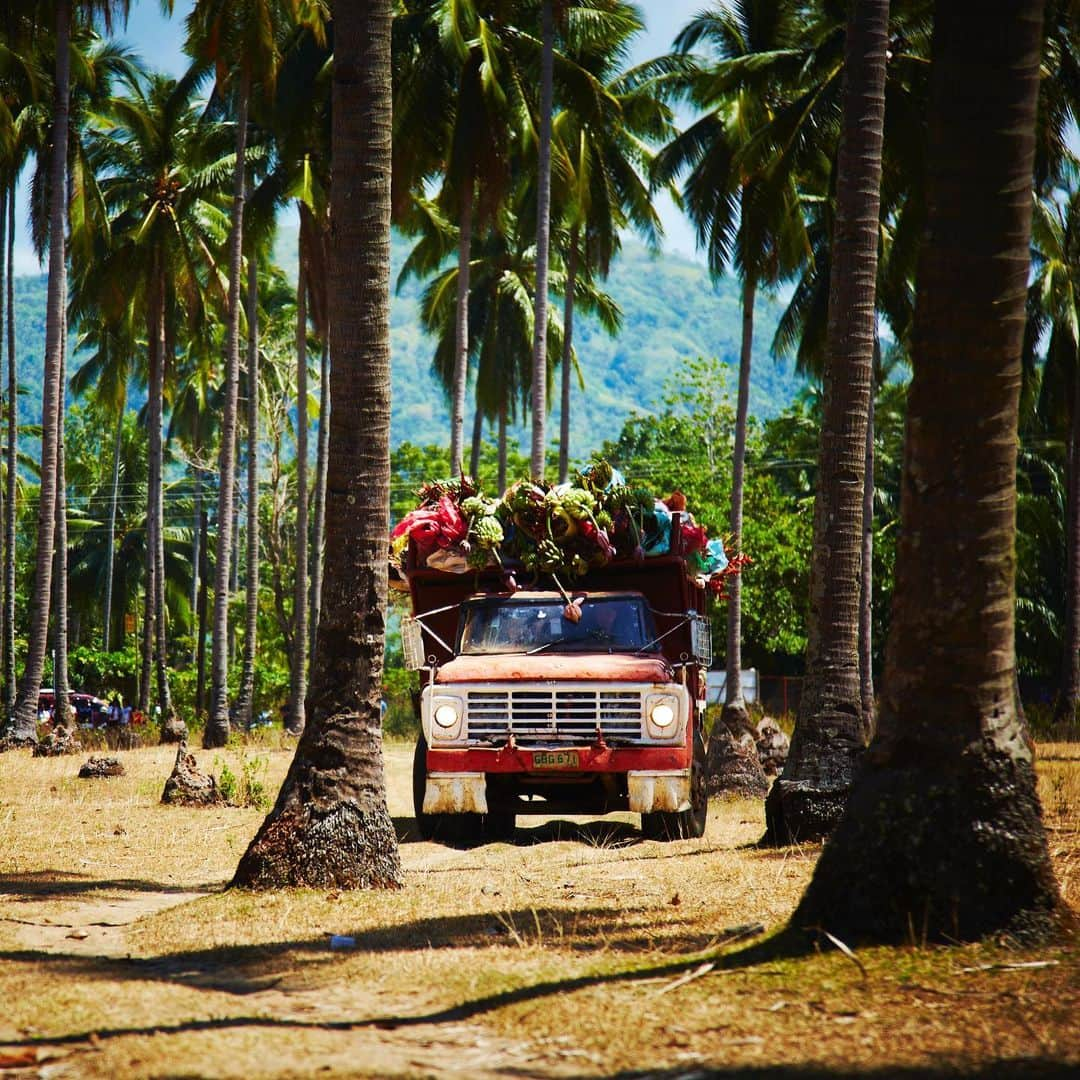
(412, 735), (516, 845)
(641, 729), (708, 841)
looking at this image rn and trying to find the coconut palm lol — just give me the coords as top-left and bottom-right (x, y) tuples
(186, 0), (298, 748)
(792, 0), (1062, 942)
(233, 0), (403, 889)
(655, 0), (810, 756)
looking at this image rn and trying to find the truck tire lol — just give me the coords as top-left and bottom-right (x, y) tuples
(641, 728), (708, 841)
(413, 736), (514, 845)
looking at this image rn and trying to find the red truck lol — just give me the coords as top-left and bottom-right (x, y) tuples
(402, 523), (712, 844)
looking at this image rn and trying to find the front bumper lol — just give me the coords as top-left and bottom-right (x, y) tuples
(421, 744), (692, 815)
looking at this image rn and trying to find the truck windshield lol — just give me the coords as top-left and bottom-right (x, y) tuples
(458, 597), (655, 655)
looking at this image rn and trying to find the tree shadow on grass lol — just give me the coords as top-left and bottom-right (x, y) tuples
(603, 1064), (1079, 1080)
(0, 871), (220, 899)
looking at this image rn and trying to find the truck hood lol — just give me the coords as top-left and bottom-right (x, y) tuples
(434, 652), (673, 684)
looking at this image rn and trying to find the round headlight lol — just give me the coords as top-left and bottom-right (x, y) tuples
(650, 702), (676, 728)
(433, 703), (459, 728)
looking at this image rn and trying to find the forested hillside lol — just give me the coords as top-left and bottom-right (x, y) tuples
(11, 233), (802, 453)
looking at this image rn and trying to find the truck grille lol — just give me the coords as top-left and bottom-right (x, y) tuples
(465, 688), (644, 743)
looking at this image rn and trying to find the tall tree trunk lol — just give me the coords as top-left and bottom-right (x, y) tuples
(0, 185), (5, 691)
(497, 394), (507, 494)
(469, 403), (482, 479)
(764, 0), (889, 844)
(450, 184), (473, 475)
(4, 185), (16, 715)
(288, 248), (309, 736)
(195, 503), (209, 719)
(859, 361), (877, 736)
(237, 256), (259, 728)
(233, 0), (402, 890)
(102, 409), (124, 653)
(205, 77), (250, 749)
(708, 275), (768, 798)
(529, 0), (555, 483)
(152, 281), (175, 727)
(53, 272), (70, 728)
(558, 235), (577, 484)
(138, 559), (154, 714)
(1055, 362), (1080, 724)
(309, 342), (330, 670)
(793, 0), (1062, 943)
(190, 462), (201, 664)
(8, 0), (70, 744)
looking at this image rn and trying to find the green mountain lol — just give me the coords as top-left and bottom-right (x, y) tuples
(10, 234), (802, 452)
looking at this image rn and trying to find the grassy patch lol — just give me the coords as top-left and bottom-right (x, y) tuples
(0, 739), (1076, 1078)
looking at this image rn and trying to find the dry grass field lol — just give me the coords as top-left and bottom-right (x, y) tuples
(0, 737), (1077, 1078)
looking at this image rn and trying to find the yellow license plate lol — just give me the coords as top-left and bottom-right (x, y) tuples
(532, 750), (580, 770)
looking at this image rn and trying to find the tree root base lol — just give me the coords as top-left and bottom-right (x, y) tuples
(761, 779), (848, 846)
(232, 801), (403, 891)
(790, 744), (1065, 944)
(706, 725), (769, 798)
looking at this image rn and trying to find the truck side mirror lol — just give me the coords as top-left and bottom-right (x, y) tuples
(401, 617), (427, 671)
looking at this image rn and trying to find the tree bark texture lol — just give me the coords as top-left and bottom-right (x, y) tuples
(237, 256), (260, 728)
(233, 0), (402, 889)
(529, 0), (555, 483)
(53, 271), (70, 727)
(450, 183), (472, 476)
(195, 504), (209, 719)
(205, 80), (250, 748)
(497, 395), (507, 494)
(151, 274), (173, 724)
(102, 414), (123, 653)
(558, 236), (577, 485)
(721, 277), (754, 734)
(1055, 362), (1080, 723)
(469, 403), (482, 479)
(0, 189), (5, 689)
(4, 186), (16, 713)
(309, 343), (329, 671)
(288, 244), (309, 736)
(793, 0), (1062, 944)
(764, 0), (889, 843)
(859, 367), (877, 736)
(9, 1), (70, 744)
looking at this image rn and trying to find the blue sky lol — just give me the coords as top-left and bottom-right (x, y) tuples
(12, 0), (705, 273)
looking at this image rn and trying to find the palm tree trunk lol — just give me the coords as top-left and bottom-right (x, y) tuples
(450, 183), (473, 475)
(469, 403), (482, 478)
(233, 0), (402, 889)
(237, 256), (259, 728)
(102, 408), (124, 653)
(793, 0), (1061, 942)
(558, 235), (577, 484)
(138, 558), (154, 714)
(722, 276), (754, 733)
(0, 186), (5, 691)
(529, 0), (555, 483)
(288, 251), (309, 735)
(190, 463), (201, 664)
(763, 0), (889, 845)
(152, 284), (176, 731)
(497, 394), (508, 494)
(309, 342), (330, 671)
(1055, 361), (1080, 724)
(205, 76), (250, 749)
(4, 185), (16, 715)
(859, 364), (877, 736)
(195, 503), (209, 719)
(8, 0), (70, 744)
(53, 273), (70, 729)
(708, 275), (768, 798)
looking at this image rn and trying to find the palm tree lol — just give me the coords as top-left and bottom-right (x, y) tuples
(655, 0), (809, 761)
(792, 0), (1063, 942)
(187, 0), (298, 749)
(762, 0), (890, 844)
(7, 0), (75, 744)
(233, 0), (403, 889)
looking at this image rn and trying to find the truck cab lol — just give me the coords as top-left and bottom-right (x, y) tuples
(404, 549), (711, 844)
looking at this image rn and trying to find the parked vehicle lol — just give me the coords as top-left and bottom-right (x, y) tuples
(402, 528), (711, 844)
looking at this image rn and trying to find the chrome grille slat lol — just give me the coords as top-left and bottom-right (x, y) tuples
(464, 687), (645, 743)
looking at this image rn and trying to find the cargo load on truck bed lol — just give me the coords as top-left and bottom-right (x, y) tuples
(390, 463), (747, 845)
